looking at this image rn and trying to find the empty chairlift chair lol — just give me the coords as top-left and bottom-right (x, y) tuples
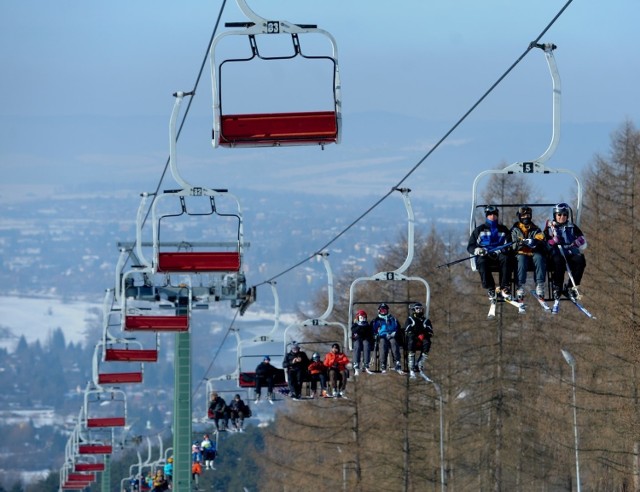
(82, 384), (127, 429)
(92, 341), (144, 386)
(210, 0), (341, 148)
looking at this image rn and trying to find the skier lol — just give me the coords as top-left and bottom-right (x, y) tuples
(207, 392), (229, 431)
(308, 352), (328, 398)
(544, 203), (587, 312)
(350, 309), (374, 376)
(467, 205), (513, 301)
(323, 343), (350, 397)
(371, 303), (403, 374)
(254, 356), (279, 403)
(228, 394), (251, 432)
(510, 206), (547, 301)
(283, 342), (309, 400)
(403, 302), (434, 378)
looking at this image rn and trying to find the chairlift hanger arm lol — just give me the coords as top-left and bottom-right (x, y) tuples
(393, 188), (416, 275)
(531, 42), (560, 165)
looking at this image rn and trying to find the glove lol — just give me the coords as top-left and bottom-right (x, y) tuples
(548, 237), (559, 247)
(474, 247), (487, 256)
(417, 334), (425, 341)
(523, 238), (534, 247)
(572, 236), (586, 248)
(387, 332), (395, 340)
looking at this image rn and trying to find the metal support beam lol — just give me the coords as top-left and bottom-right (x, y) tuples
(173, 330), (192, 489)
(101, 453), (111, 491)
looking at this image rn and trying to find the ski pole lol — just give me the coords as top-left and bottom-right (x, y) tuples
(437, 241), (516, 269)
(557, 244), (580, 297)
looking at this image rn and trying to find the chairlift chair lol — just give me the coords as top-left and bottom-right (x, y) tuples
(203, 380), (252, 426)
(120, 286), (191, 332)
(101, 288), (160, 362)
(75, 425), (114, 456)
(210, 0), (341, 148)
(283, 252), (348, 354)
(150, 92), (247, 276)
(347, 189), (431, 350)
(92, 340), (144, 386)
(82, 382), (127, 429)
(467, 44), (583, 298)
(66, 441), (105, 477)
(281, 253), (348, 394)
(60, 463), (94, 490)
(74, 409), (116, 456)
(117, 242), (192, 332)
(233, 282), (288, 394)
(122, 449), (145, 492)
(200, 327), (243, 420)
(121, 93), (254, 320)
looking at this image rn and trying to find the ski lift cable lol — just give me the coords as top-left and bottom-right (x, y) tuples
(115, 0), (576, 427)
(252, 0), (575, 290)
(192, 308), (241, 399)
(123, 0), (576, 419)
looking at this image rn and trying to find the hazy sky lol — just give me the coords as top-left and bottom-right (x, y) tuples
(1, 0), (638, 203)
(1, 1), (639, 351)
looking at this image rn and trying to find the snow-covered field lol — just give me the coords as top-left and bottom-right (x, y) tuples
(0, 296), (100, 351)
(0, 295), (307, 353)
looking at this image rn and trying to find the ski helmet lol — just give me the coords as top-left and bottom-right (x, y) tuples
(356, 310), (367, 322)
(312, 352), (320, 361)
(517, 206), (532, 219)
(517, 206), (532, 224)
(553, 202), (570, 217)
(484, 205), (499, 216)
(377, 303), (389, 316)
(410, 302), (424, 315)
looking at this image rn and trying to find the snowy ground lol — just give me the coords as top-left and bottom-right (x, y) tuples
(0, 295), (307, 353)
(0, 295), (100, 351)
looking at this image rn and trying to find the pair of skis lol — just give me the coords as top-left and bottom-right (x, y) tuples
(488, 290), (596, 319)
(529, 290), (596, 319)
(487, 295), (525, 318)
(555, 292), (596, 319)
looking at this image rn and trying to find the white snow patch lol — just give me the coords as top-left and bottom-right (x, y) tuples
(0, 296), (100, 351)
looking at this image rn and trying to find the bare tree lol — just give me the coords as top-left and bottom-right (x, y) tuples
(253, 123), (640, 489)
